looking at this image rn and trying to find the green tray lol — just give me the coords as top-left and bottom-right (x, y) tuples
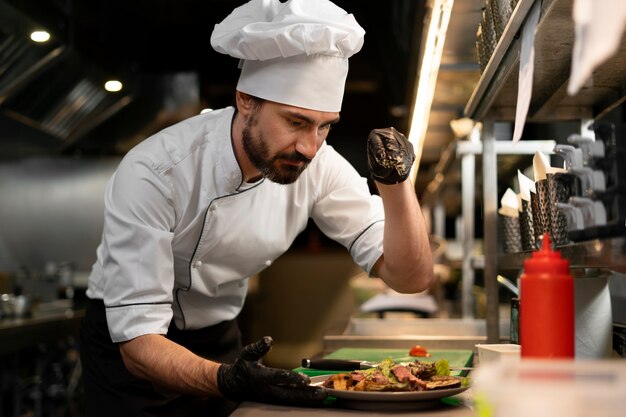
(294, 347), (474, 377)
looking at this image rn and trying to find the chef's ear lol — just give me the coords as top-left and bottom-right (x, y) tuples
(235, 91), (258, 117)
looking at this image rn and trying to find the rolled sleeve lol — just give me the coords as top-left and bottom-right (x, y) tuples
(99, 155), (177, 342)
(348, 219), (384, 275)
(106, 304), (173, 343)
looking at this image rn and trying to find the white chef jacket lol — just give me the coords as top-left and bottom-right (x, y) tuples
(87, 106), (385, 343)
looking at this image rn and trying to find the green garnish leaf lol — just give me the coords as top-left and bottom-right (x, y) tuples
(435, 359), (450, 376)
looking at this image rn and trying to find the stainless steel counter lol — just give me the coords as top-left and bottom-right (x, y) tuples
(0, 309), (84, 355)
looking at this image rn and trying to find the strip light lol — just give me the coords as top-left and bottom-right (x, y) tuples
(408, 0), (454, 184)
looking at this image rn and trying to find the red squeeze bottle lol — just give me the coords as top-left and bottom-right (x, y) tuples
(520, 233), (575, 358)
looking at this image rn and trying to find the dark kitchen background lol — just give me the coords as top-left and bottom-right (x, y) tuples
(2, 1), (624, 415)
(0, 2), (486, 414)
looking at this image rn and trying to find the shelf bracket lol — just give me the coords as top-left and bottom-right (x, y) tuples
(482, 114), (500, 343)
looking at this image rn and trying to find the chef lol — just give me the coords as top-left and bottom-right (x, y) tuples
(79, 0), (434, 416)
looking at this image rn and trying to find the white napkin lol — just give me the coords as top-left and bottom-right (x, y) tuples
(512, 1), (541, 143)
(533, 150), (567, 181)
(517, 169), (535, 202)
(568, 0), (626, 95)
(532, 150), (550, 181)
(499, 188), (519, 217)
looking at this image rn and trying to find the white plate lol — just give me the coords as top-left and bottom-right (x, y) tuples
(310, 374), (469, 410)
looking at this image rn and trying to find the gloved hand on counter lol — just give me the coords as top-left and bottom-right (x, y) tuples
(217, 336), (328, 406)
(367, 127), (415, 184)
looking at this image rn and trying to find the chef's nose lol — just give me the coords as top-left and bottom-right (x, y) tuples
(295, 128), (321, 160)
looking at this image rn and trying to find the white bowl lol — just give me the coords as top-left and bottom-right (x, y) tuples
(476, 343), (520, 364)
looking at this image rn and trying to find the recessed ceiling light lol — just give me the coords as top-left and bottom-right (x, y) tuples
(30, 31), (50, 43)
(200, 108), (213, 114)
(104, 80), (123, 92)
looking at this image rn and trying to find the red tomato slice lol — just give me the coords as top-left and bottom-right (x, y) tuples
(409, 345), (431, 357)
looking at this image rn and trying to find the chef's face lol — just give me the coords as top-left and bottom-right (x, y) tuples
(241, 97), (340, 184)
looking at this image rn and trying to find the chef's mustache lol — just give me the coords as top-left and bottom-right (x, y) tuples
(276, 152), (312, 164)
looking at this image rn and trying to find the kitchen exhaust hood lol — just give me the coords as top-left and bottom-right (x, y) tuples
(0, 0), (133, 154)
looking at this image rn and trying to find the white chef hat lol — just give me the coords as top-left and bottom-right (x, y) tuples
(211, 0), (365, 112)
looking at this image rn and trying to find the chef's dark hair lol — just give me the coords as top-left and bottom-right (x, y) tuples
(248, 94), (265, 106)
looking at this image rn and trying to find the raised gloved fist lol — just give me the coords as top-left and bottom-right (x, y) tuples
(217, 336), (327, 405)
(367, 127), (415, 184)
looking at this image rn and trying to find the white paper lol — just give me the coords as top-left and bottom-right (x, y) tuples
(532, 150), (550, 181)
(517, 169), (535, 201)
(547, 166), (566, 174)
(512, 2), (541, 143)
(568, 0), (626, 95)
(499, 188), (520, 217)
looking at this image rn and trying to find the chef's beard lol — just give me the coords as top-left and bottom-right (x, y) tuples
(242, 109), (312, 185)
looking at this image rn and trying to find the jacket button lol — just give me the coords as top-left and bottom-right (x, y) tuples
(264, 260), (272, 267)
(195, 260), (203, 268)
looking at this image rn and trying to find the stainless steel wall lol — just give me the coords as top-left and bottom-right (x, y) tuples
(0, 157), (120, 276)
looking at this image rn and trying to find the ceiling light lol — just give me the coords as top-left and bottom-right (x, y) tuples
(30, 31), (50, 43)
(104, 80), (123, 92)
(200, 108), (213, 114)
(407, 0), (454, 184)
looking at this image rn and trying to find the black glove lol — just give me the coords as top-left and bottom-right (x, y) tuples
(217, 336), (327, 406)
(367, 127), (415, 184)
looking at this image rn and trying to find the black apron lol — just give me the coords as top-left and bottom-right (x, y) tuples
(79, 299), (242, 417)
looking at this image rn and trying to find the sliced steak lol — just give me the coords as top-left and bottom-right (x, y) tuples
(350, 372), (365, 382)
(391, 364), (412, 382)
(370, 371), (389, 385)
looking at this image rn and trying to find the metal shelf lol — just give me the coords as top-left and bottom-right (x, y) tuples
(460, 0), (626, 344)
(421, 139), (557, 215)
(454, 139), (556, 155)
(430, 139), (556, 319)
(464, 0), (537, 119)
(465, 0), (626, 122)
(498, 237), (626, 274)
